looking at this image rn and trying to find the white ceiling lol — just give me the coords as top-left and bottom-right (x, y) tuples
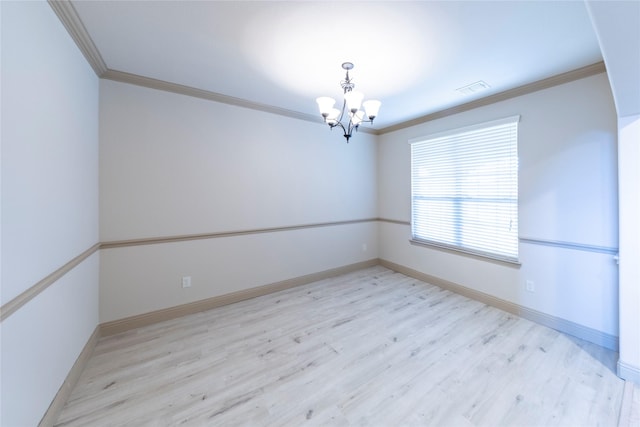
(70, 0), (604, 130)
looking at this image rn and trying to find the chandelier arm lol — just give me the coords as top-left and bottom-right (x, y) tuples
(348, 120), (358, 137)
(337, 98), (348, 124)
(332, 120), (347, 134)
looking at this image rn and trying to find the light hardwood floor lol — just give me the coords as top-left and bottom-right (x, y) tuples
(56, 266), (629, 426)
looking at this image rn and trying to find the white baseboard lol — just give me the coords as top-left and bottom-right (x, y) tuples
(618, 360), (640, 384)
(379, 259), (619, 351)
(39, 326), (100, 427)
(100, 259), (379, 336)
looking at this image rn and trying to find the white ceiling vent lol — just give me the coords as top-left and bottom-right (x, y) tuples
(456, 80), (491, 95)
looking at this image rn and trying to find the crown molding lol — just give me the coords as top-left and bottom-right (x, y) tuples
(101, 69), (378, 135)
(47, 1), (603, 137)
(100, 62), (605, 137)
(101, 70), (301, 126)
(376, 61), (607, 135)
(47, 0), (107, 76)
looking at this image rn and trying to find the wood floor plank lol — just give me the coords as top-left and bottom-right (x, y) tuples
(55, 266), (626, 426)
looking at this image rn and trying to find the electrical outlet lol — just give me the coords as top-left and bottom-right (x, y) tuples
(181, 276), (192, 288)
(362, 243), (368, 252)
(525, 280), (535, 293)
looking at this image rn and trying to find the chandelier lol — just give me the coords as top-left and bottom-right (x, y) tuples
(316, 62), (381, 143)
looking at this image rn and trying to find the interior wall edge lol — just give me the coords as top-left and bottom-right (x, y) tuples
(37, 325), (101, 427)
(379, 258), (619, 351)
(0, 243), (101, 322)
(100, 258), (379, 336)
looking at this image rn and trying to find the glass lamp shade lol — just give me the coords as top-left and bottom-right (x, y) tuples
(316, 97), (336, 116)
(363, 100), (381, 119)
(351, 110), (365, 126)
(344, 91), (364, 112)
(326, 108), (340, 125)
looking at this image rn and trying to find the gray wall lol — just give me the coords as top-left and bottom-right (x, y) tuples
(1, 2), (100, 425)
(98, 79), (379, 322)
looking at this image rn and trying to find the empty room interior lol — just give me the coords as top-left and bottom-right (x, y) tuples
(1, 1), (640, 426)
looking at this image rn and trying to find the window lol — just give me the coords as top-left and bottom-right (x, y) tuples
(410, 116), (519, 263)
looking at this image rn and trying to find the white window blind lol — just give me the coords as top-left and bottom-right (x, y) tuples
(410, 116), (520, 263)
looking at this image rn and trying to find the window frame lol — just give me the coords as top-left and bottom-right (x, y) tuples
(409, 115), (521, 265)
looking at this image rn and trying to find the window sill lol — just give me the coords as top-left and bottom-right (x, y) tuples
(409, 238), (522, 267)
